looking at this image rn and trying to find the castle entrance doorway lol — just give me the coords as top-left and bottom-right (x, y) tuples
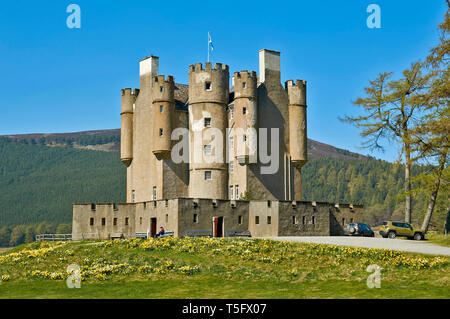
(213, 217), (223, 237)
(150, 218), (157, 237)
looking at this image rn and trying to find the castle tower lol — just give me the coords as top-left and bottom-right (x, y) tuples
(152, 75), (175, 160)
(188, 62), (229, 199)
(286, 79), (308, 199)
(120, 88), (139, 167)
(233, 71), (258, 165)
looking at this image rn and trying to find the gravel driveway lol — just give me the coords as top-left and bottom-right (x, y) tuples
(267, 236), (450, 256)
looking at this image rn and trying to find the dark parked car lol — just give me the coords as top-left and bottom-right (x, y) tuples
(344, 223), (375, 237)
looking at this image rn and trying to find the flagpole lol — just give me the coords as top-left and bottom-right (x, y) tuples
(207, 32), (210, 62)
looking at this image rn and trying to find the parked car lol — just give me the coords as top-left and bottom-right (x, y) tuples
(344, 223), (375, 237)
(379, 221), (425, 240)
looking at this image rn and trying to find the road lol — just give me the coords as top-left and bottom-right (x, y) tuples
(267, 236), (450, 256)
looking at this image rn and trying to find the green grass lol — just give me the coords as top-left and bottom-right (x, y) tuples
(426, 234), (450, 247)
(0, 238), (448, 299)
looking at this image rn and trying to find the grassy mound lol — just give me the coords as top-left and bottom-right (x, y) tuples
(0, 238), (448, 298)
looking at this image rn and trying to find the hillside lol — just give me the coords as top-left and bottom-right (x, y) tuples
(2, 129), (370, 161)
(0, 132), (445, 231)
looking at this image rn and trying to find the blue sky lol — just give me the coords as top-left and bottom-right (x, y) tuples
(0, 0), (447, 162)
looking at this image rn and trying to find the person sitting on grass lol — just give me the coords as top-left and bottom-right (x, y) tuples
(154, 226), (165, 238)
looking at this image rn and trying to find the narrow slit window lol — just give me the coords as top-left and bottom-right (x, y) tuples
(113, 218), (117, 226)
(90, 218), (94, 226)
(242, 82), (246, 88)
(102, 218), (106, 226)
(159, 128), (163, 136)
(160, 105), (164, 113)
(205, 81), (212, 91)
(238, 215), (243, 224)
(267, 216), (272, 225)
(159, 86), (163, 92)
(243, 107), (247, 115)
(255, 216), (260, 225)
(193, 214), (198, 223)
(125, 217), (129, 226)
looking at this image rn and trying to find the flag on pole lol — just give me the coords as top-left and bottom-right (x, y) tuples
(208, 32), (214, 51)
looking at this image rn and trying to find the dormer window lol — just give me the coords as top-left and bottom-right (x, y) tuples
(205, 82), (212, 91)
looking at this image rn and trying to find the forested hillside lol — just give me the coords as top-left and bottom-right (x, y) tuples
(0, 137), (125, 226)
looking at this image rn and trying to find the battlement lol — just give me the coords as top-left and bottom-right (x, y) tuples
(121, 88), (140, 96)
(233, 70), (257, 81)
(189, 62), (229, 73)
(151, 75), (175, 102)
(153, 75), (174, 84)
(285, 79), (307, 106)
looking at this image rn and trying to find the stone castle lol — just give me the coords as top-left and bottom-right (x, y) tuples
(72, 49), (362, 240)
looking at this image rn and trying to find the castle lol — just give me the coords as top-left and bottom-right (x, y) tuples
(72, 49), (362, 240)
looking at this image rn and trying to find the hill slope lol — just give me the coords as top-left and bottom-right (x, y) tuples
(3, 129), (370, 161)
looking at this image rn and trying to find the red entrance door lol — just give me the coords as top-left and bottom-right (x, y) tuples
(213, 217), (223, 237)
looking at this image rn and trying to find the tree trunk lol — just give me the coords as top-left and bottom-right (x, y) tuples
(421, 151), (447, 233)
(404, 147), (412, 223)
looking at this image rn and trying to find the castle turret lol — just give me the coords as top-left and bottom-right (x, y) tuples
(120, 88), (139, 166)
(152, 75), (175, 159)
(188, 62), (229, 199)
(286, 79), (307, 168)
(233, 70), (258, 165)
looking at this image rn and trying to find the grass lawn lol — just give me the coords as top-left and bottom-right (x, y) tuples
(426, 234), (450, 247)
(0, 238), (448, 299)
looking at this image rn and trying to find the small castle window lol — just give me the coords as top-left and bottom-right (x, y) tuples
(229, 186), (234, 199)
(312, 216), (316, 225)
(140, 217), (143, 225)
(302, 216), (306, 225)
(204, 118), (211, 127)
(165, 199), (168, 207)
(243, 107), (247, 115)
(235, 185), (239, 199)
(267, 200), (271, 208)
(113, 218), (117, 226)
(132, 190), (135, 203)
(230, 108), (234, 120)
(242, 82), (246, 88)
(160, 86), (163, 92)
(292, 216), (298, 225)
(166, 214), (169, 223)
(255, 216), (260, 225)
(153, 187), (157, 200)
(160, 105), (164, 113)
(125, 217), (129, 226)
(267, 216), (272, 225)
(205, 81), (212, 91)
(90, 218), (94, 226)
(230, 161), (234, 174)
(91, 204), (96, 211)
(230, 136), (234, 150)
(342, 218), (345, 226)
(193, 214), (198, 223)
(113, 203), (118, 211)
(204, 145), (212, 155)
(243, 135), (247, 142)
(205, 171), (212, 180)
(159, 128), (163, 136)
(102, 218), (106, 226)
(238, 215), (243, 224)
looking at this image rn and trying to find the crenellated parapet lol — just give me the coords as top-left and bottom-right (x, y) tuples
(188, 62), (229, 105)
(285, 79), (307, 106)
(233, 70), (257, 100)
(151, 75), (174, 103)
